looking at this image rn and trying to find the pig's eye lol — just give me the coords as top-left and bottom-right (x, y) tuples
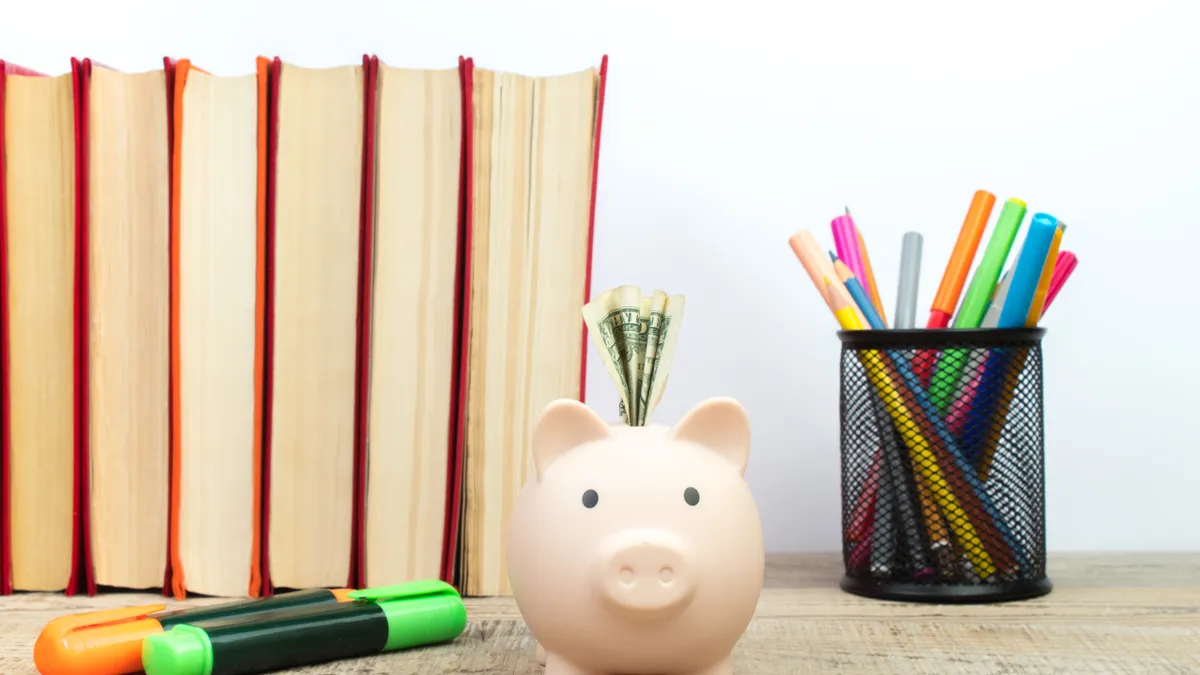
(683, 487), (700, 506)
(582, 489), (599, 509)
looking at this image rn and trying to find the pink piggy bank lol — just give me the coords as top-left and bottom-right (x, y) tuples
(507, 396), (765, 675)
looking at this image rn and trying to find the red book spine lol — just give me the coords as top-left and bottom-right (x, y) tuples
(69, 56), (96, 597)
(439, 56), (474, 587)
(259, 56), (282, 597)
(580, 55), (609, 403)
(162, 55), (178, 598)
(349, 54), (379, 590)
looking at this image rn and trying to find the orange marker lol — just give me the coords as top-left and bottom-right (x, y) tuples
(34, 587), (354, 675)
(926, 190), (995, 329)
(914, 190), (994, 387)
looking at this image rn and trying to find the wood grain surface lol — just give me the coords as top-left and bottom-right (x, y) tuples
(2, 553), (1197, 674)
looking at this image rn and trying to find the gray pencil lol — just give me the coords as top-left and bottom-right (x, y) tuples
(894, 232), (923, 329)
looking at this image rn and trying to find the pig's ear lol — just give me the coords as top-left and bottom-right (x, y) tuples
(670, 397), (751, 475)
(532, 399), (612, 481)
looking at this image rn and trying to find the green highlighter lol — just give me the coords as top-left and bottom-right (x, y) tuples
(929, 197), (1027, 412)
(141, 580), (467, 675)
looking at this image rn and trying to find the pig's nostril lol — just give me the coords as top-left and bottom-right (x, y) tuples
(660, 567), (674, 584)
(620, 567), (635, 585)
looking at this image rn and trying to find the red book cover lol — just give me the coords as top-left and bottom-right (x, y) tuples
(69, 56), (95, 597)
(349, 54), (379, 591)
(439, 56), (609, 588)
(0, 59), (48, 596)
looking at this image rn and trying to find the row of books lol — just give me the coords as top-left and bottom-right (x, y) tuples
(0, 54), (607, 599)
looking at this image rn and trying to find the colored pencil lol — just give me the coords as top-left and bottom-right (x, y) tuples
(849, 207), (889, 325)
(789, 230), (867, 326)
(832, 254), (887, 329)
(832, 215), (869, 297)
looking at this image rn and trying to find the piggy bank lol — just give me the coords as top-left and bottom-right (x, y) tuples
(507, 396), (765, 675)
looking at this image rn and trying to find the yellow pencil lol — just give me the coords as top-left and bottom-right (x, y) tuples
(826, 280), (996, 577)
(1025, 223), (1065, 326)
(827, 277), (866, 330)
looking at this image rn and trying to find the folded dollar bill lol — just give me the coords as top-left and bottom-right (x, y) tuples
(582, 286), (684, 425)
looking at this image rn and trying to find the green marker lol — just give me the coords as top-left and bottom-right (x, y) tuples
(930, 197), (1027, 412)
(141, 580), (467, 675)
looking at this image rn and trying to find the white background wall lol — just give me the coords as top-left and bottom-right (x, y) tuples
(5, 0), (1197, 553)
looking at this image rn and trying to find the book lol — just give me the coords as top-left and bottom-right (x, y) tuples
(75, 57), (172, 593)
(261, 57), (370, 593)
(452, 56), (608, 596)
(358, 58), (466, 588)
(165, 58), (268, 599)
(0, 62), (80, 594)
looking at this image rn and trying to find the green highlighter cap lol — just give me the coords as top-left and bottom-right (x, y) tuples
(142, 624), (213, 675)
(349, 579), (468, 650)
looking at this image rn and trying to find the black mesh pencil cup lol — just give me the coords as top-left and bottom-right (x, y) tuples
(837, 328), (1051, 603)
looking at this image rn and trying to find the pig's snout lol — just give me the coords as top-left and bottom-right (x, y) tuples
(594, 529), (696, 620)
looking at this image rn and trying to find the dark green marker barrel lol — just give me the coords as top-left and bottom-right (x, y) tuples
(207, 602), (386, 675)
(158, 589), (345, 630)
(148, 602), (387, 675)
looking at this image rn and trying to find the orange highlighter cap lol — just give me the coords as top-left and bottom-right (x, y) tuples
(34, 604), (167, 675)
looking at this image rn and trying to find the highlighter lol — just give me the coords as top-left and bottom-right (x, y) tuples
(34, 587), (354, 675)
(141, 580), (467, 675)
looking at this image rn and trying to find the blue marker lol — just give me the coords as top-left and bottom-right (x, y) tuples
(996, 214), (1058, 328)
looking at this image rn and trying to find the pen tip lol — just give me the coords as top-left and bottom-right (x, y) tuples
(829, 250), (839, 262)
(844, 205), (850, 216)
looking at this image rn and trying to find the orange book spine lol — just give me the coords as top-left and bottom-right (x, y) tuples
(249, 55), (270, 599)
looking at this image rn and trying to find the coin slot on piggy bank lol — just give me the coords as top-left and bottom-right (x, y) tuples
(506, 396), (766, 675)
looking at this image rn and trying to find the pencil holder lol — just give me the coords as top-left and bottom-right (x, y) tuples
(837, 328), (1051, 603)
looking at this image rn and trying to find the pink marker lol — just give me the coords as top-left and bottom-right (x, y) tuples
(1041, 250), (1077, 317)
(831, 213), (869, 287)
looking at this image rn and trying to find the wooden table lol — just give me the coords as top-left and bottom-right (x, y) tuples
(2, 553), (1197, 674)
